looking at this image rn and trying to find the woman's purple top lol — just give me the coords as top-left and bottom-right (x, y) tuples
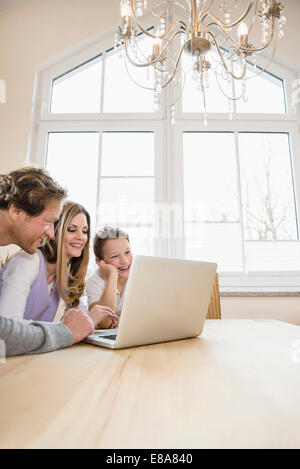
(0, 250), (60, 322)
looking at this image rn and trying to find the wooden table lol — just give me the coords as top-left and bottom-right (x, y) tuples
(1, 319), (300, 449)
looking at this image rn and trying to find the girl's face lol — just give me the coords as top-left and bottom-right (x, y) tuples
(64, 212), (89, 260)
(102, 238), (133, 280)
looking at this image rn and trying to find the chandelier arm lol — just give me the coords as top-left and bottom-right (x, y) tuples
(167, 70), (186, 107)
(246, 0), (259, 38)
(198, 0), (214, 23)
(191, 0), (198, 31)
(160, 42), (186, 89)
(206, 19), (275, 54)
(125, 36), (154, 67)
(158, 69), (187, 109)
(214, 37), (277, 102)
(243, 35), (277, 81)
(200, 0), (255, 30)
(207, 31), (246, 80)
(210, 27), (276, 83)
(123, 46), (188, 107)
(165, 1), (189, 21)
(130, 0), (189, 40)
(124, 29), (186, 68)
(132, 39), (152, 62)
(215, 71), (243, 101)
(124, 54), (156, 91)
(124, 41), (187, 108)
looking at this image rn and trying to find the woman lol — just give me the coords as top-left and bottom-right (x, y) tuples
(0, 201), (119, 327)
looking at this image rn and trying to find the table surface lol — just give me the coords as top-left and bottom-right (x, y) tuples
(1, 319), (300, 449)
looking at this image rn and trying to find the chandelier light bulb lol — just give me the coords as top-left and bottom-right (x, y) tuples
(120, 0), (131, 18)
(237, 22), (249, 38)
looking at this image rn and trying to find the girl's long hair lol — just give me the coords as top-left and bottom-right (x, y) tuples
(40, 201), (90, 308)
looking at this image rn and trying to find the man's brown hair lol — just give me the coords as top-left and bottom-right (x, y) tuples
(0, 167), (66, 216)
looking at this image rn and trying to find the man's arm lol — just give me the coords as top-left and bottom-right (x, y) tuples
(0, 315), (74, 356)
(0, 308), (96, 357)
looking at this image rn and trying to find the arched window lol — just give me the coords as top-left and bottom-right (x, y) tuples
(30, 27), (300, 292)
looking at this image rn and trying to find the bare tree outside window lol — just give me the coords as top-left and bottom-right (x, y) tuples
(239, 133), (298, 242)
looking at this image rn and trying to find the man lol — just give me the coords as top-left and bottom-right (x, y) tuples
(0, 167), (113, 356)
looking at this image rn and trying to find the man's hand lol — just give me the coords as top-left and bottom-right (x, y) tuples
(89, 304), (119, 329)
(62, 308), (94, 343)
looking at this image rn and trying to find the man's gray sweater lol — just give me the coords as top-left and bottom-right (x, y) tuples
(0, 316), (74, 356)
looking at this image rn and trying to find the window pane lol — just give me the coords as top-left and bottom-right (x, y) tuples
(98, 178), (154, 225)
(239, 133), (298, 242)
(103, 36), (154, 113)
(182, 56), (286, 114)
(101, 132), (154, 176)
(51, 56), (102, 113)
(98, 178), (154, 256)
(98, 130), (155, 257)
(46, 132), (99, 220)
(183, 132), (240, 221)
(185, 222), (243, 272)
(236, 65), (286, 114)
(246, 241), (300, 271)
(125, 226), (154, 256)
(183, 132), (242, 271)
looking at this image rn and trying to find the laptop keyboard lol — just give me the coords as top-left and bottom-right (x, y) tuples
(103, 334), (117, 341)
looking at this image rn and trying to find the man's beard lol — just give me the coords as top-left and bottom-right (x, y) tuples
(13, 229), (42, 255)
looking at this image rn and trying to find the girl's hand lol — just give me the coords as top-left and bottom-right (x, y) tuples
(98, 260), (118, 281)
(88, 304), (119, 329)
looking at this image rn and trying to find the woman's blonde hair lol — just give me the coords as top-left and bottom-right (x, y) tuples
(40, 201), (90, 308)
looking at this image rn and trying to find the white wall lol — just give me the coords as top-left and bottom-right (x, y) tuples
(0, 0), (120, 172)
(0, 0), (300, 325)
(221, 297), (300, 326)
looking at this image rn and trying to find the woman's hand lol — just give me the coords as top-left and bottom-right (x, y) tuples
(88, 304), (119, 329)
(98, 260), (118, 281)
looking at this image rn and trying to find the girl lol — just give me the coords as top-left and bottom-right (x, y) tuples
(86, 226), (133, 328)
(0, 202), (119, 327)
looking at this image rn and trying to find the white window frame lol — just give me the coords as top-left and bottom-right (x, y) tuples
(28, 25), (300, 293)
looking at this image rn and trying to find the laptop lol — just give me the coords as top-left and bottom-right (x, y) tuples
(84, 255), (217, 349)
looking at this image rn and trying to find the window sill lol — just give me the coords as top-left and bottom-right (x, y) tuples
(219, 274), (300, 297)
(221, 290), (300, 297)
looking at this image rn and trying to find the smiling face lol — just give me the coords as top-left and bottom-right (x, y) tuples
(64, 212), (89, 261)
(10, 199), (63, 255)
(101, 238), (133, 280)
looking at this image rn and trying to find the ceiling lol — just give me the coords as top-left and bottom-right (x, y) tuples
(0, 0), (31, 15)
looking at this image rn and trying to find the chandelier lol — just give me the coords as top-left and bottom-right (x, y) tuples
(116, 0), (286, 123)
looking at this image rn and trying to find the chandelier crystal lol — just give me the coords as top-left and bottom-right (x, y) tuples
(116, 1), (285, 122)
